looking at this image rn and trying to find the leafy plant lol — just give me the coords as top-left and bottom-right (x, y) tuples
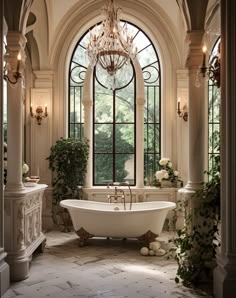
(47, 137), (89, 205)
(169, 139), (220, 286)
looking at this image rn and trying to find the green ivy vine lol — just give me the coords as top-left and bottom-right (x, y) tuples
(47, 137), (89, 205)
(170, 140), (220, 287)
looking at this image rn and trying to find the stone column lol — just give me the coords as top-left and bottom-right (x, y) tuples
(185, 31), (207, 191)
(83, 66), (93, 188)
(134, 59), (145, 189)
(0, 9), (10, 295)
(4, 32), (26, 192)
(213, 1), (236, 297)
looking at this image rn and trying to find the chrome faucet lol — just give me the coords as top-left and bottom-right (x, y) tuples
(107, 182), (133, 210)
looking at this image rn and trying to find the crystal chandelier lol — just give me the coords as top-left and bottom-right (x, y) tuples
(86, 0), (137, 77)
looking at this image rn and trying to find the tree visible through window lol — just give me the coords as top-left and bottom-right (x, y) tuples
(69, 22), (161, 186)
(208, 38), (220, 175)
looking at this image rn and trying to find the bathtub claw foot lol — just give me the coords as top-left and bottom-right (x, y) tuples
(137, 230), (158, 245)
(76, 227), (94, 246)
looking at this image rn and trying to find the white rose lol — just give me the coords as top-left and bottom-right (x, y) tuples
(155, 171), (164, 181)
(159, 158), (169, 166)
(174, 171), (179, 176)
(168, 162), (172, 168)
(164, 172), (169, 179)
(22, 163), (29, 174)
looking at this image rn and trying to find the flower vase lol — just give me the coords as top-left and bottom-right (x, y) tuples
(161, 180), (177, 188)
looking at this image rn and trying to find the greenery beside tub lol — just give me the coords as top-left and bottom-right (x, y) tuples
(47, 137), (89, 230)
(47, 137), (89, 204)
(169, 145), (220, 286)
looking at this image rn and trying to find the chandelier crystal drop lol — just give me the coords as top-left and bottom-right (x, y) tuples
(86, 0), (138, 77)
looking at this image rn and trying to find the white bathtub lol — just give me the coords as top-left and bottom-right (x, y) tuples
(60, 199), (176, 245)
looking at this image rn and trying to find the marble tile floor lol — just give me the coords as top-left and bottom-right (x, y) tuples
(3, 230), (214, 298)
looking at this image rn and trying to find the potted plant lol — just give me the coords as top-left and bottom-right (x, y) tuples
(47, 137), (89, 230)
(154, 158), (183, 188)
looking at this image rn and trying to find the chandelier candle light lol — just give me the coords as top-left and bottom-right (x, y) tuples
(86, 0), (138, 87)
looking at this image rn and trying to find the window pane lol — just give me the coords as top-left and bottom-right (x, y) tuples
(95, 83), (113, 123)
(94, 124), (113, 153)
(143, 62), (160, 86)
(115, 124), (134, 153)
(137, 45), (157, 68)
(94, 154), (113, 184)
(134, 30), (151, 52)
(115, 83), (135, 123)
(147, 124), (155, 152)
(115, 154), (134, 184)
(155, 124), (160, 151)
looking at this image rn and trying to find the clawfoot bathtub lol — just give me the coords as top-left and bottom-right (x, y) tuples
(60, 200), (176, 246)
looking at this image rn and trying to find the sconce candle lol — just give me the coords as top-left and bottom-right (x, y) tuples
(201, 45), (208, 77)
(177, 97), (181, 112)
(30, 104), (48, 125)
(177, 97), (188, 122)
(16, 53), (21, 73)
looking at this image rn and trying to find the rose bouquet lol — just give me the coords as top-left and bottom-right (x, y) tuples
(154, 158), (182, 186)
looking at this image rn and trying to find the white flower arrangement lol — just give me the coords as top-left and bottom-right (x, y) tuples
(155, 158), (182, 185)
(22, 162), (29, 177)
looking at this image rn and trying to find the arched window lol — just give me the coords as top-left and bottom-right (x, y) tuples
(69, 22), (161, 186)
(208, 38), (220, 173)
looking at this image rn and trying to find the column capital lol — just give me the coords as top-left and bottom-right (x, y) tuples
(4, 31), (27, 75)
(186, 30), (206, 70)
(33, 70), (54, 88)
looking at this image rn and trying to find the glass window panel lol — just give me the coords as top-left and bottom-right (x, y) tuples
(137, 46), (157, 68)
(147, 88), (155, 123)
(208, 38), (220, 174)
(94, 124), (113, 153)
(147, 124), (155, 152)
(74, 87), (81, 123)
(94, 83), (113, 123)
(70, 62), (87, 86)
(115, 124), (134, 153)
(133, 30), (151, 52)
(144, 125), (148, 153)
(115, 154), (134, 184)
(94, 154), (113, 184)
(154, 88), (160, 121)
(155, 124), (160, 152)
(115, 84), (135, 123)
(69, 124), (75, 138)
(72, 44), (89, 67)
(143, 62), (160, 86)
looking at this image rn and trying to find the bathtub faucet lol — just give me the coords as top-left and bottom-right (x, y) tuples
(107, 182), (132, 210)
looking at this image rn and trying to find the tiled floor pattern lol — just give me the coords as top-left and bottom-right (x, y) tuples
(3, 230), (213, 298)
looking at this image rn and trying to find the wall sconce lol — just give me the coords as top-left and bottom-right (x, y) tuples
(30, 104), (48, 125)
(196, 43), (221, 88)
(177, 98), (188, 121)
(4, 53), (22, 85)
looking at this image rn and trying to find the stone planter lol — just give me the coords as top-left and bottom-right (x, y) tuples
(161, 180), (177, 188)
